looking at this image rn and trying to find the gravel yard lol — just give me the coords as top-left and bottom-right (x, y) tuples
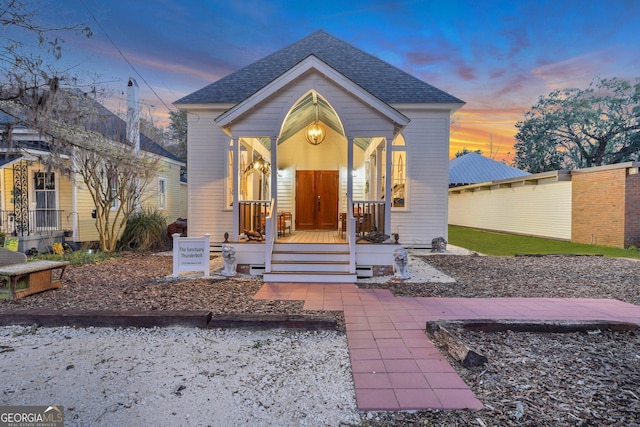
(1, 251), (640, 426)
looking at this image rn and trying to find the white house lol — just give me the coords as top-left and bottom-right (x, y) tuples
(175, 30), (464, 282)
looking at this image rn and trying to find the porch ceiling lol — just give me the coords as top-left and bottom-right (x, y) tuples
(278, 92), (344, 145)
(253, 92), (378, 152)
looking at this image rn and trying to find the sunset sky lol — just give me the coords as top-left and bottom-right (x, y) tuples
(30, 0), (640, 161)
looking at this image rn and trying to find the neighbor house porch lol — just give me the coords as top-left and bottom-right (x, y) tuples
(0, 158), (70, 253)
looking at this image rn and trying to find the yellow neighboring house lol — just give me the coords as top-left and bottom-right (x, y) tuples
(0, 91), (185, 253)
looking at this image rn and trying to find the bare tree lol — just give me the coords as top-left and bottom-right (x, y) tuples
(0, 3), (162, 252)
(1, 0), (92, 134)
(6, 89), (160, 252)
(62, 91), (159, 252)
(74, 140), (157, 252)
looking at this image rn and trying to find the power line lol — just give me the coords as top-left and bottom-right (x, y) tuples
(78, 0), (175, 113)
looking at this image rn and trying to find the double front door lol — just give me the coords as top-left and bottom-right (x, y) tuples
(295, 170), (338, 230)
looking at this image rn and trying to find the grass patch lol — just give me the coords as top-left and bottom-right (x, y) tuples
(448, 225), (640, 259)
(33, 250), (117, 266)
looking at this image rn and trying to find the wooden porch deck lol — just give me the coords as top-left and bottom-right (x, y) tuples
(276, 230), (346, 244)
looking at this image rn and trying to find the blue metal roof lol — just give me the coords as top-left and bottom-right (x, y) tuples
(449, 153), (530, 186)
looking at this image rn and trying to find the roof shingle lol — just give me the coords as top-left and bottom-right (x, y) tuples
(176, 30), (464, 105)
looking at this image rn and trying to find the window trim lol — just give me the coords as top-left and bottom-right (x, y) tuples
(158, 177), (167, 210)
(107, 173), (119, 210)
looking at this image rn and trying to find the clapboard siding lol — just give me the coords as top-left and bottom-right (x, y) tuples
(392, 110), (452, 246)
(230, 73), (394, 138)
(73, 174), (99, 242)
(187, 109), (233, 239)
(449, 181), (572, 240)
(142, 160), (182, 222)
(179, 182), (188, 218)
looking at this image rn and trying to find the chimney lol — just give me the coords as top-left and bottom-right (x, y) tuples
(126, 77), (140, 155)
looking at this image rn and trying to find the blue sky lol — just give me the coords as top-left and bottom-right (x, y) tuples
(31, 0), (640, 160)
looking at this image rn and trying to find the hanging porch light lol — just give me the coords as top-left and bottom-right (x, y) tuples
(305, 96), (325, 145)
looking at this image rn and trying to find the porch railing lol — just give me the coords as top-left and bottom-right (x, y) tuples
(352, 201), (386, 236)
(238, 201), (271, 236)
(264, 199), (276, 272)
(0, 210), (65, 236)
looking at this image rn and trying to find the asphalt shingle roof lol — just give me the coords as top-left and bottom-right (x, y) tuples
(449, 152), (530, 185)
(1, 96), (182, 163)
(76, 96), (183, 163)
(176, 30), (464, 105)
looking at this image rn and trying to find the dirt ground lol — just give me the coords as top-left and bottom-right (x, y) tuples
(1, 252), (639, 426)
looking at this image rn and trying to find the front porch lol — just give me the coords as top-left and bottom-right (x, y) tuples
(233, 201), (398, 283)
(0, 209), (67, 253)
(217, 85), (407, 282)
(0, 158), (71, 253)
(237, 200), (387, 243)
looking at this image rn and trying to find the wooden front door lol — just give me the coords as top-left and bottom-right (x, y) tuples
(295, 170), (338, 230)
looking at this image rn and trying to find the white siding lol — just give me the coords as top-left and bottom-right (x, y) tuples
(183, 72), (456, 248)
(276, 166), (294, 225)
(448, 181), (572, 240)
(230, 72), (394, 140)
(391, 109), (452, 247)
(187, 109), (233, 239)
(179, 182), (188, 218)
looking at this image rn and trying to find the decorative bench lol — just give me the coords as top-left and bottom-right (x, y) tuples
(0, 248), (69, 301)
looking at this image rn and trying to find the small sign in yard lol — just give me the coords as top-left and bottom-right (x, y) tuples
(172, 233), (210, 278)
(3, 237), (19, 251)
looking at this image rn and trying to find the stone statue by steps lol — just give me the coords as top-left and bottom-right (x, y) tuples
(431, 237), (447, 253)
(221, 244), (237, 276)
(393, 247), (410, 280)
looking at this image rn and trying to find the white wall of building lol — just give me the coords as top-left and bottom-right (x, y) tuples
(449, 179), (572, 240)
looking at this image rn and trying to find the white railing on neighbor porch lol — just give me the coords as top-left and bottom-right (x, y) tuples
(0, 209), (65, 236)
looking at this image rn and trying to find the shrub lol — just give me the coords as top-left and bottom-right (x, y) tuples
(117, 207), (169, 251)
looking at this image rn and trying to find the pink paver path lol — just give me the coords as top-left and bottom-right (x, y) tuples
(253, 283), (640, 411)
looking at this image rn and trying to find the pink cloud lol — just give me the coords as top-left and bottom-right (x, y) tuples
(531, 49), (621, 90)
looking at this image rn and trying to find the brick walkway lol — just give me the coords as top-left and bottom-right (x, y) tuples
(254, 282), (640, 411)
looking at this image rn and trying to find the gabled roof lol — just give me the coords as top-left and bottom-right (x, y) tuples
(176, 30), (464, 106)
(449, 152), (530, 186)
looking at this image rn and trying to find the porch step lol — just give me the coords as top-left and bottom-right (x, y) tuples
(271, 260), (351, 273)
(271, 251), (350, 263)
(266, 242), (355, 283)
(262, 271), (357, 283)
(272, 243), (348, 252)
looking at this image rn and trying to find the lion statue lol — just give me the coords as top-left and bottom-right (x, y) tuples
(393, 247), (410, 280)
(221, 244), (237, 276)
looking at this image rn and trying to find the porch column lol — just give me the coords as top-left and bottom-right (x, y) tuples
(384, 136), (392, 238)
(270, 136), (277, 205)
(346, 135), (354, 219)
(232, 137), (240, 241)
(376, 145), (384, 199)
